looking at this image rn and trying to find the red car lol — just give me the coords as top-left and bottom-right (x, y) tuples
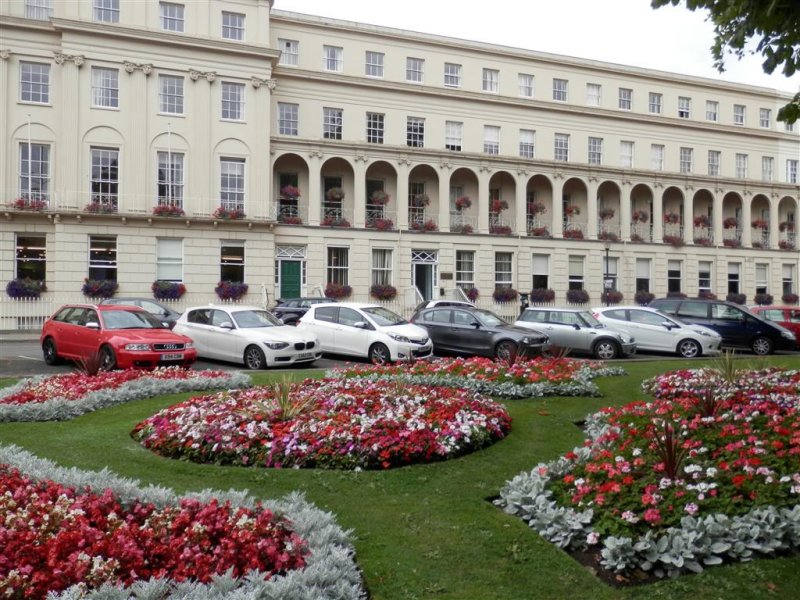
(41, 304), (197, 370)
(748, 305), (800, 344)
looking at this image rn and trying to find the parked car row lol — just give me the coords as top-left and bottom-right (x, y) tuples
(39, 296), (798, 371)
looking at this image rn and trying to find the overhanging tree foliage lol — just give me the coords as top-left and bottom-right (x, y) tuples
(652, 0), (800, 123)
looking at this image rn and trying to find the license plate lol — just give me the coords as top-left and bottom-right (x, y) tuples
(297, 352), (313, 359)
(161, 353), (184, 360)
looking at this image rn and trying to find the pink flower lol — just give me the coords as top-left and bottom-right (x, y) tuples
(643, 508), (661, 523)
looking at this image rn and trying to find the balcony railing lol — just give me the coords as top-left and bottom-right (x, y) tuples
(693, 226), (714, 246)
(450, 211), (476, 233)
(563, 221), (585, 240)
(272, 201), (307, 224)
(321, 203), (353, 227)
(408, 208), (439, 231)
(366, 206), (395, 230)
(489, 214), (513, 235)
(722, 227), (743, 248)
(751, 227), (770, 248)
(526, 216), (550, 237)
(630, 222), (652, 242)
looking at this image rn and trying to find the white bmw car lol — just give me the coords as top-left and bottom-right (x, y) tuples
(173, 305), (321, 369)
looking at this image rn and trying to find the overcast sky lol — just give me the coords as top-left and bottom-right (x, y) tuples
(275, 0), (800, 93)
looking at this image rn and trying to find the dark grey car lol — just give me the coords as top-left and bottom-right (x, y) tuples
(271, 297), (335, 325)
(100, 298), (182, 328)
(410, 306), (549, 359)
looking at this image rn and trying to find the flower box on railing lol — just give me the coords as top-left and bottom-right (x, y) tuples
(598, 231), (619, 242)
(82, 278), (118, 299)
(410, 219), (438, 232)
(452, 224), (474, 234)
(779, 239), (796, 250)
(630, 233), (645, 243)
(529, 288), (555, 303)
(492, 287), (518, 303)
(563, 228), (584, 240)
(215, 280), (248, 300)
(528, 226), (551, 238)
(751, 241), (765, 248)
(566, 289), (589, 304)
(489, 224), (512, 235)
(278, 215), (303, 225)
(369, 284), (397, 301)
(6, 278), (46, 299)
(84, 201), (116, 214)
(634, 290), (654, 305)
(213, 206), (246, 220)
(723, 238), (742, 248)
(151, 280), (186, 300)
(321, 216), (351, 228)
(367, 218), (394, 231)
(663, 234), (684, 248)
(693, 237), (713, 247)
(152, 204), (185, 217)
(325, 282), (352, 300)
(12, 197), (48, 211)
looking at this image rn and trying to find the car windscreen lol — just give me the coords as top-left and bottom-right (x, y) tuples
(473, 309), (506, 327)
(102, 310), (166, 330)
(232, 310), (283, 328)
(577, 311), (602, 327)
(362, 306), (407, 326)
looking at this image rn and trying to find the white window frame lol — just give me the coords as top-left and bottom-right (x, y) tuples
(648, 92), (662, 114)
(620, 141), (634, 168)
(735, 153), (748, 179)
(568, 256), (584, 290)
(19, 142), (50, 201)
(532, 254), (549, 290)
(220, 240), (245, 283)
(371, 248), (393, 286)
(678, 96), (691, 118)
(484, 125), (500, 155)
(588, 137), (603, 165)
(783, 264), (795, 295)
(788, 159), (799, 184)
(90, 146), (119, 208)
(762, 156), (774, 181)
(221, 82), (245, 121)
(327, 247), (349, 286)
(482, 68), (499, 93)
(755, 263), (769, 295)
(20, 62), (50, 104)
(88, 235), (117, 281)
(15, 233), (47, 282)
(157, 151), (184, 207)
(278, 102), (298, 136)
(323, 107), (343, 140)
(667, 259), (682, 294)
(221, 11), (244, 41)
(156, 238), (183, 282)
(365, 51), (384, 78)
(323, 45), (343, 72)
(759, 108), (771, 128)
(651, 144), (664, 171)
(25, 0), (52, 20)
(158, 74), (184, 115)
(698, 260), (713, 293)
(680, 147), (693, 173)
(445, 121), (463, 151)
(160, 2), (184, 32)
(553, 78), (568, 102)
(444, 63), (462, 88)
(495, 252), (513, 290)
(91, 67), (119, 109)
(586, 83), (601, 106)
(635, 258), (651, 292)
(519, 129), (535, 159)
(705, 100), (719, 121)
(518, 73), (534, 97)
(733, 104), (746, 125)
(220, 157), (245, 211)
(618, 88), (632, 110)
(366, 112), (384, 144)
(407, 116), (424, 147)
(554, 133), (569, 161)
(93, 0), (119, 22)
(278, 39), (298, 66)
(728, 262), (741, 294)
(406, 57), (424, 83)
(708, 150), (721, 176)
(456, 250), (475, 290)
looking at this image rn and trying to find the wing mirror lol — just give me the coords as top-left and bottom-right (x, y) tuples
(661, 321), (675, 330)
(85, 322), (100, 330)
(572, 323), (581, 330)
(471, 321), (481, 329)
(219, 321), (234, 330)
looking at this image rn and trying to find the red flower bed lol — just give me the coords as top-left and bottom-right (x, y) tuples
(0, 465), (307, 597)
(132, 378), (511, 469)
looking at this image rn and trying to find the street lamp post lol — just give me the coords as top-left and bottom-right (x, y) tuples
(603, 241), (611, 307)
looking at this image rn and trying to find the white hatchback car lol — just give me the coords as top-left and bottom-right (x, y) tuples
(173, 305), (321, 369)
(593, 305), (722, 358)
(297, 302), (433, 363)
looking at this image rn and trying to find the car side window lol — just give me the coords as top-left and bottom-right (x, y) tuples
(187, 309), (211, 325)
(209, 310), (231, 327)
(552, 311), (580, 326)
(761, 309), (783, 322)
(711, 304), (744, 321)
(603, 309), (628, 321)
(789, 310), (800, 323)
(453, 310), (478, 326)
(65, 307), (87, 325)
(678, 302), (708, 318)
(140, 301), (162, 314)
(337, 308), (363, 327)
(630, 310), (667, 326)
(520, 310), (547, 323)
(653, 299), (679, 314)
(430, 309), (452, 324)
(315, 307), (338, 323)
(83, 309), (99, 327)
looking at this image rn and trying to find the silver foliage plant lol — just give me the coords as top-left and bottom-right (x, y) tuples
(495, 410), (800, 579)
(327, 365), (626, 399)
(0, 370), (252, 422)
(0, 444), (366, 600)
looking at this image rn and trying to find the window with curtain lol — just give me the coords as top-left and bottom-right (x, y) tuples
(728, 262), (741, 294)
(371, 249), (392, 286)
(456, 250), (474, 290)
(635, 258), (650, 292)
(755, 263), (769, 294)
(88, 235), (117, 281)
(568, 256), (584, 290)
(495, 252), (513, 289)
(532, 254), (549, 290)
(220, 241), (245, 282)
(698, 260), (712, 293)
(156, 238), (183, 282)
(667, 260), (682, 293)
(327, 247), (349, 285)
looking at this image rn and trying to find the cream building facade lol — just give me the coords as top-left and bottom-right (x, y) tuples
(1, 0), (799, 321)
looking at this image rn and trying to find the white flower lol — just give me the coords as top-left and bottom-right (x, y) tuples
(586, 532), (599, 545)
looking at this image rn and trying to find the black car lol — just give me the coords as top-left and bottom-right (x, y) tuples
(100, 298), (182, 328)
(410, 305), (549, 359)
(271, 297), (335, 325)
(648, 297), (796, 355)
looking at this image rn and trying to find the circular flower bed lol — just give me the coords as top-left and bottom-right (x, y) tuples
(497, 367), (800, 579)
(331, 356), (625, 399)
(132, 378), (511, 469)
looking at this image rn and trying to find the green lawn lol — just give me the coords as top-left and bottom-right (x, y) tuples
(2, 358), (800, 599)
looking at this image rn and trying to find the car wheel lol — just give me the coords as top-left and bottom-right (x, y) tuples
(592, 339), (619, 360)
(677, 339), (701, 358)
(751, 336), (774, 356)
(100, 346), (117, 371)
(494, 340), (518, 361)
(244, 345), (266, 370)
(42, 338), (62, 365)
(369, 342), (391, 365)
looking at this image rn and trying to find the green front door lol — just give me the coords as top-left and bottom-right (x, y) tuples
(280, 260), (302, 298)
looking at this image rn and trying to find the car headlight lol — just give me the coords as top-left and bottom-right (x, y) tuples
(264, 341), (290, 350)
(124, 343), (151, 351)
(184, 342), (194, 349)
(620, 334), (633, 343)
(782, 331), (795, 340)
(388, 333), (410, 343)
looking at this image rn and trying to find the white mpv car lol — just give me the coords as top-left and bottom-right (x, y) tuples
(297, 302), (433, 363)
(593, 305), (722, 358)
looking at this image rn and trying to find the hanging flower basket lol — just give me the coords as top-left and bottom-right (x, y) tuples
(465, 287), (479, 302)
(564, 205), (581, 216)
(527, 201), (546, 215)
(598, 208), (615, 220)
(12, 197), (48, 211)
(490, 199), (509, 214)
(151, 280), (186, 300)
(693, 214), (710, 228)
(751, 219), (768, 230)
(324, 282), (352, 299)
(82, 278), (118, 299)
(454, 196), (471, 211)
(369, 284), (397, 301)
(492, 287), (518, 303)
(215, 280), (248, 301)
(83, 201), (116, 214)
(631, 209), (649, 223)
(529, 288), (555, 303)
(6, 278), (46, 299)
(213, 206), (246, 220)
(566, 289), (590, 304)
(369, 190), (391, 206)
(723, 217), (739, 229)
(663, 212), (680, 224)
(779, 221), (795, 232)
(321, 215), (351, 228)
(634, 290), (654, 305)
(325, 187), (345, 202)
(411, 193), (430, 208)
(152, 204), (185, 217)
(280, 185), (301, 199)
